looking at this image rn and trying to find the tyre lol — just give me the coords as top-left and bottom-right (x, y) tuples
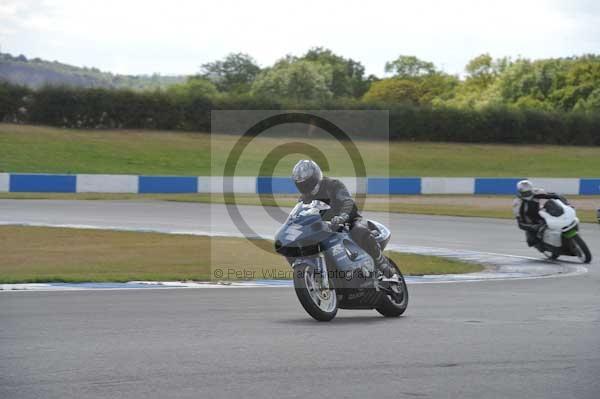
(376, 258), (409, 317)
(293, 264), (337, 321)
(571, 235), (592, 264)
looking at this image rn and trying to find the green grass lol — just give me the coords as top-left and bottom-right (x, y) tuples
(2, 123), (600, 177)
(387, 252), (482, 276)
(0, 124), (211, 175)
(0, 226), (483, 283)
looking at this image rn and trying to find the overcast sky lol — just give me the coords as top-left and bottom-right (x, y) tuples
(1, 0), (599, 77)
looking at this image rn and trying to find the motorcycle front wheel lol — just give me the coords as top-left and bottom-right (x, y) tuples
(571, 235), (592, 264)
(293, 264), (338, 321)
(376, 258), (409, 317)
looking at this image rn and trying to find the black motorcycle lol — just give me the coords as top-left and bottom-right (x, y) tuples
(274, 200), (408, 321)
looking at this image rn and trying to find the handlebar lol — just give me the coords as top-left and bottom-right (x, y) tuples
(324, 220), (350, 232)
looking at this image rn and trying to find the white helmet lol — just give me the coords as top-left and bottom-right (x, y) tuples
(516, 180), (534, 200)
(292, 160), (322, 195)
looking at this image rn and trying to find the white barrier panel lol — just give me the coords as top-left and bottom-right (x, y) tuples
(337, 177), (367, 195)
(198, 176), (257, 193)
(0, 173), (8, 192)
(527, 178), (580, 195)
(421, 177), (475, 194)
(76, 174), (138, 193)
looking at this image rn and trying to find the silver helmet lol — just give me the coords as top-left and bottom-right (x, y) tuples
(292, 160), (322, 195)
(516, 180), (534, 200)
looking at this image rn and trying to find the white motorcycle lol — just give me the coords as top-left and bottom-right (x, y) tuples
(537, 199), (592, 263)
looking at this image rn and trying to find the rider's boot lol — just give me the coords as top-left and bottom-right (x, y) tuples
(375, 253), (399, 286)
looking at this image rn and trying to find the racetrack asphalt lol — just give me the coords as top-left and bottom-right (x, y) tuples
(1, 200), (599, 398)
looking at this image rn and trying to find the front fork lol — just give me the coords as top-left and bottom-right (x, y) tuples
(292, 254), (329, 289)
(315, 254), (329, 289)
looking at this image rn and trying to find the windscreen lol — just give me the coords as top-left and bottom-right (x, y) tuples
(287, 200), (330, 222)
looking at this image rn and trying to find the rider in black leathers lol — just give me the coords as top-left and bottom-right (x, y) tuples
(291, 160), (395, 279)
(513, 180), (569, 248)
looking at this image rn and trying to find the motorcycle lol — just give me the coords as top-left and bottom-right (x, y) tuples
(274, 200), (408, 321)
(536, 199), (592, 263)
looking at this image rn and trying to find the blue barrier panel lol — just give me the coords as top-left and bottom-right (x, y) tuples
(475, 178), (524, 195)
(138, 176), (197, 193)
(579, 179), (600, 195)
(256, 177), (298, 194)
(367, 178), (421, 195)
(10, 174), (76, 193)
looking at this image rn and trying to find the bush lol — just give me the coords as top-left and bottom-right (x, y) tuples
(0, 81), (598, 145)
(0, 82), (30, 122)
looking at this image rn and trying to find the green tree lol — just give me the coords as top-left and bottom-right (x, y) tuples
(552, 56), (600, 111)
(436, 55), (513, 109)
(251, 59), (333, 102)
(200, 53), (261, 93)
(385, 55), (436, 78)
(362, 73), (459, 106)
(573, 87), (600, 111)
(465, 54), (496, 88)
(301, 47), (369, 98)
(418, 73), (460, 104)
(167, 77), (219, 99)
(493, 59), (559, 108)
(362, 78), (421, 105)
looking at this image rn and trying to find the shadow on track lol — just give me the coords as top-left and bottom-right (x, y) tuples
(275, 314), (408, 325)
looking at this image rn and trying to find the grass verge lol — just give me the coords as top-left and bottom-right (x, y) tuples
(2, 123), (600, 177)
(0, 226), (483, 283)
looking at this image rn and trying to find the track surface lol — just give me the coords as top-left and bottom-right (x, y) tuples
(1, 200), (600, 398)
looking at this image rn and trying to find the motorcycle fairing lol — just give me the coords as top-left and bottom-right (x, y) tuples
(539, 200), (578, 232)
(542, 229), (562, 249)
(539, 200), (580, 248)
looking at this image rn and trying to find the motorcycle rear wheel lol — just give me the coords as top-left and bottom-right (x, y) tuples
(376, 258), (409, 317)
(293, 264), (338, 321)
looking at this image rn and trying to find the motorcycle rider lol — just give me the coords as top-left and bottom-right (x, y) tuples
(513, 180), (569, 248)
(291, 160), (397, 281)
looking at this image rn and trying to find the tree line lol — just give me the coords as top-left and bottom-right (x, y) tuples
(3, 48), (599, 112)
(1, 80), (598, 145)
(0, 48), (599, 145)
(185, 49), (600, 113)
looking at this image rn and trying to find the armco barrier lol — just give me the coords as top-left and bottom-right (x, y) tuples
(367, 178), (421, 194)
(138, 176), (197, 194)
(77, 174), (138, 193)
(256, 177), (297, 194)
(0, 174), (598, 195)
(474, 178), (525, 195)
(0, 173), (9, 192)
(198, 177), (256, 194)
(421, 177), (474, 195)
(10, 174), (76, 193)
(580, 179), (600, 195)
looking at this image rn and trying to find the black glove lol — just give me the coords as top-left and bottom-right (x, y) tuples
(330, 213), (349, 231)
